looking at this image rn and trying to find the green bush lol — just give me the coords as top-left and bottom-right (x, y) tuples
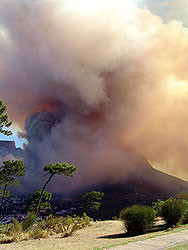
(22, 213), (37, 231)
(161, 198), (187, 227)
(175, 193), (188, 225)
(181, 200), (188, 224)
(152, 199), (164, 217)
(120, 205), (155, 236)
(37, 214), (56, 231)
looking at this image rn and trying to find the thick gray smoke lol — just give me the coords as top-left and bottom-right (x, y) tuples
(1, 0), (188, 192)
(21, 108), (145, 193)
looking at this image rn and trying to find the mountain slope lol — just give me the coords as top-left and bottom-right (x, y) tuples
(92, 157), (188, 219)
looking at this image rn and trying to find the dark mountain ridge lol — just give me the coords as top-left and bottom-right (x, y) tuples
(78, 157), (188, 219)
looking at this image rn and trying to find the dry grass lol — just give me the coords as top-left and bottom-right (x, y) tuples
(0, 221), (188, 250)
(0, 221), (124, 250)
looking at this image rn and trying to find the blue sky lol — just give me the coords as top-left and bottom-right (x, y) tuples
(0, 129), (27, 148)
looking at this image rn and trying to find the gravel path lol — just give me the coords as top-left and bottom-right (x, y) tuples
(109, 230), (188, 250)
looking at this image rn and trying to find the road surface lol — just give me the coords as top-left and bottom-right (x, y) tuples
(109, 229), (188, 250)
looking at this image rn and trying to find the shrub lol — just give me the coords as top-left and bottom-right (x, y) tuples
(0, 236), (16, 244)
(36, 213), (91, 237)
(37, 214), (56, 231)
(120, 205), (155, 236)
(161, 198), (187, 227)
(30, 228), (47, 239)
(59, 213), (91, 237)
(152, 199), (164, 217)
(22, 213), (37, 231)
(7, 219), (22, 238)
(0, 213), (91, 242)
(181, 200), (188, 224)
(81, 212), (91, 227)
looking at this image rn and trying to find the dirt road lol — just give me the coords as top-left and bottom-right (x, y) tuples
(109, 229), (188, 250)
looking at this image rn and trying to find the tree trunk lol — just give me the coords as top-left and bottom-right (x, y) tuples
(0, 184), (7, 217)
(35, 174), (54, 215)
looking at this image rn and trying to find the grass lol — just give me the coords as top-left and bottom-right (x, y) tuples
(95, 223), (188, 250)
(0, 214), (91, 246)
(0, 221), (188, 250)
(168, 244), (188, 250)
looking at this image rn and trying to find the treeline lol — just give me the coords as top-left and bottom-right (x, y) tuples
(0, 159), (105, 217)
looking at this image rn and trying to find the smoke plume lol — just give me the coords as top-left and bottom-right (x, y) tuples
(1, 0), (188, 192)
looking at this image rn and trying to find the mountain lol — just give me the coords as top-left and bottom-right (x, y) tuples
(84, 156), (188, 219)
(0, 141), (24, 158)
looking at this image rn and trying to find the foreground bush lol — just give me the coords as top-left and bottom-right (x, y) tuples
(175, 194), (188, 224)
(7, 219), (22, 237)
(161, 198), (187, 227)
(22, 213), (37, 231)
(36, 213), (91, 237)
(30, 228), (47, 239)
(120, 205), (155, 236)
(0, 213), (91, 243)
(152, 199), (164, 217)
(179, 200), (188, 224)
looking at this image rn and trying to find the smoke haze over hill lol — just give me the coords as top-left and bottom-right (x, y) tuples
(1, 0), (188, 192)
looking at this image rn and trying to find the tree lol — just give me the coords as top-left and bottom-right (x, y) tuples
(25, 190), (52, 214)
(35, 162), (77, 215)
(0, 100), (12, 136)
(0, 160), (25, 216)
(0, 189), (12, 200)
(83, 191), (104, 214)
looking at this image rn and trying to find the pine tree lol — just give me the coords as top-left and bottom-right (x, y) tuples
(0, 160), (25, 216)
(0, 100), (12, 136)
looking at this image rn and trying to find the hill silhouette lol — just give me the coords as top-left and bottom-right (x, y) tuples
(78, 155), (188, 219)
